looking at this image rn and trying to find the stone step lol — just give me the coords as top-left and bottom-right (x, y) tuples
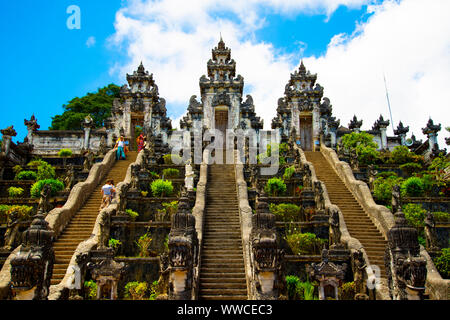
(200, 283), (247, 289)
(200, 278), (246, 284)
(199, 289), (248, 296)
(199, 295), (248, 300)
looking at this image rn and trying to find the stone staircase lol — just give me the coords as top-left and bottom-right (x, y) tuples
(50, 151), (137, 286)
(304, 151), (387, 279)
(198, 163), (248, 300)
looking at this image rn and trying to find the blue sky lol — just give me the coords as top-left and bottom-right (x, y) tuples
(0, 0), (448, 146)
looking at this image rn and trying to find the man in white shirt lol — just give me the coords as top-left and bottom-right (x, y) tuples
(100, 179), (116, 210)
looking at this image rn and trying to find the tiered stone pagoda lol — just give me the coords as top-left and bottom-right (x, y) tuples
(180, 38), (263, 136)
(107, 62), (172, 146)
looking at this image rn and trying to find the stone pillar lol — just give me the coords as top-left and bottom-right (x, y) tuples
(380, 126), (388, 150)
(82, 115), (95, 150)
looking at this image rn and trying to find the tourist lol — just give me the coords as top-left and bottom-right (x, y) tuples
(115, 136), (126, 160)
(100, 179), (116, 210)
(124, 139), (130, 154)
(137, 133), (145, 152)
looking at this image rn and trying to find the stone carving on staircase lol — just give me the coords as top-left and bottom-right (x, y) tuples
(391, 184), (402, 214)
(117, 183), (130, 215)
(352, 249), (369, 300)
(384, 210), (427, 300)
(83, 150), (94, 173)
(329, 207), (342, 248)
(349, 149), (359, 171)
(10, 213), (55, 300)
(98, 136), (107, 156)
(167, 195), (198, 300)
(250, 192), (285, 299)
(314, 181), (325, 211)
(303, 163), (312, 190)
(424, 211), (439, 252)
(129, 163), (141, 192)
(367, 164), (378, 192)
(37, 184), (52, 215)
(2, 209), (21, 251)
(64, 164), (75, 192)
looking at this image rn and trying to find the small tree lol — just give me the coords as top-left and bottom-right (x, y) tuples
(58, 148), (73, 167)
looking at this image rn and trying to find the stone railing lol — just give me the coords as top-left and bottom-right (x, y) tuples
(319, 143), (449, 300)
(295, 145), (390, 300)
(191, 149), (208, 299)
(47, 149), (145, 300)
(234, 150), (253, 299)
(0, 148), (118, 299)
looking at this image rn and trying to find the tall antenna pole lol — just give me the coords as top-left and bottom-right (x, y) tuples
(383, 73), (395, 135)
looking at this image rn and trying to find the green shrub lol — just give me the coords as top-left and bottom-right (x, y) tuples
(30, 179), (64, 198)
(163, 154), (182, 165)
(285, 275), (301, 300)
(389, 146), (421, 164)
(399, 162), (422, 175)
(149, 280), (160, 300)
(0, 205), (34, 222)
(402, 203), (426, 228)
(283, 166), (295, 180)
(339, 282), (356, 300)
(13, 165), (23, 175)
(151, 179), (174, 197)
(285, 226), (326, 255)
(36, 162), (56, 181)
(27, 159), (48, 168)
(341, 132), (378, 151)
(373, 175), (404, 203)
(355, 144), (380, 165)
(108, 238), (122, 249)
(84, 280), (97, 300)
(159, 201), (178, 218)
(264, 178), (287, 197)
(433, 211), (450, 222)
(419, 173), (435, 195)
(162, 168), (180, 179)
(126, 209), (139, 220)
(297, 281), (316, 300)
(150, 171), (160, 179)
(376, 171), (397, 179)
(433, 248), (450, 279)
(8, 187), (24, 198)
(124, 281), (148, 300)
(269, 203), (300, 222)
(15, 170), (37, 181)
(136, 233), (152, 257)
(401, 177), (424, 197)
(58, 148), (73, 157)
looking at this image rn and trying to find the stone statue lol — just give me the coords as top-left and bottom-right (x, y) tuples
(64, 164), (75, 192)
(10, 213), (55, 300)
(391, 184), (402, 214)
(367, 165), (378, 191)
(117, 183), (130, 214)
(2, 210), (20, 251)
(314, 181), (325, 211)
(184, 160), (195, 192)
(83, 150), (94, 173)
(349, 149), (359, 171)
(424, 211), (439, 251)
(352, 250), (368, 299)
(129, 164), (141, 191)
(303, 164), (312, 189)
(329, 207), (342, 247)
(98, 212), (111, 250)
(98, 136), (107, 156)
(38, 184), (52, 214)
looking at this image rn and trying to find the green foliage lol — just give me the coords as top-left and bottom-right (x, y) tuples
(389, 146), (422, 164)
(124, 281), (148, 300)
(297, 281), (316, 300)
(36, 162), (56, 181)
(163, 235), (169, 252)
(136, 233), (152, 257)
(339, 282), (356, 300)
(433, 211), (450, 222)
(283, 166), (295, 180)
(27, 159), (48, 168)
(399, 162), (422, 175)
(0, 205), (34, 222)
(162, 168), (180, 179)
(264, 178), (287, 197)
(150, 171), (160, 179)
(149, 280), (160, 300)
(373, 174), (404, 203)
(30, 179), (64, 198)
(341, 132), (378, 151)
(126, 209), (139, 220)
(84, 280), (98, 300)
(8, 187), (24, 198)
(355, 144), (380, 165)
(151, 179), (174, 197)
(402, 203), (426, 228)
(163, 154), (182, 165)
(108, 238), (122, 249)
(58, 148), (73, 157)
(13, 165), (23, 175)
(285, 275), (301, 300)
(401, 177), (424, 197)
(269, 203), (300, 222)
(376, 171), (398, 179)
(50, 84), (120, 130)
(15, 170), (37, 181)
(434, 248), (450, 279)
(284, 225), (326, 255)
(158, 201), (179, 219)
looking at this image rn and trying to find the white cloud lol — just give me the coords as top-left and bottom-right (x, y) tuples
(109, 0), (449, 148)
(86, 36), (96, 48)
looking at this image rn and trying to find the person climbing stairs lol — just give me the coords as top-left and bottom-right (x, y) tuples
(304, 151), (387, 280)
(50, 151), (138, 286)
(198, 163), (248, 300)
